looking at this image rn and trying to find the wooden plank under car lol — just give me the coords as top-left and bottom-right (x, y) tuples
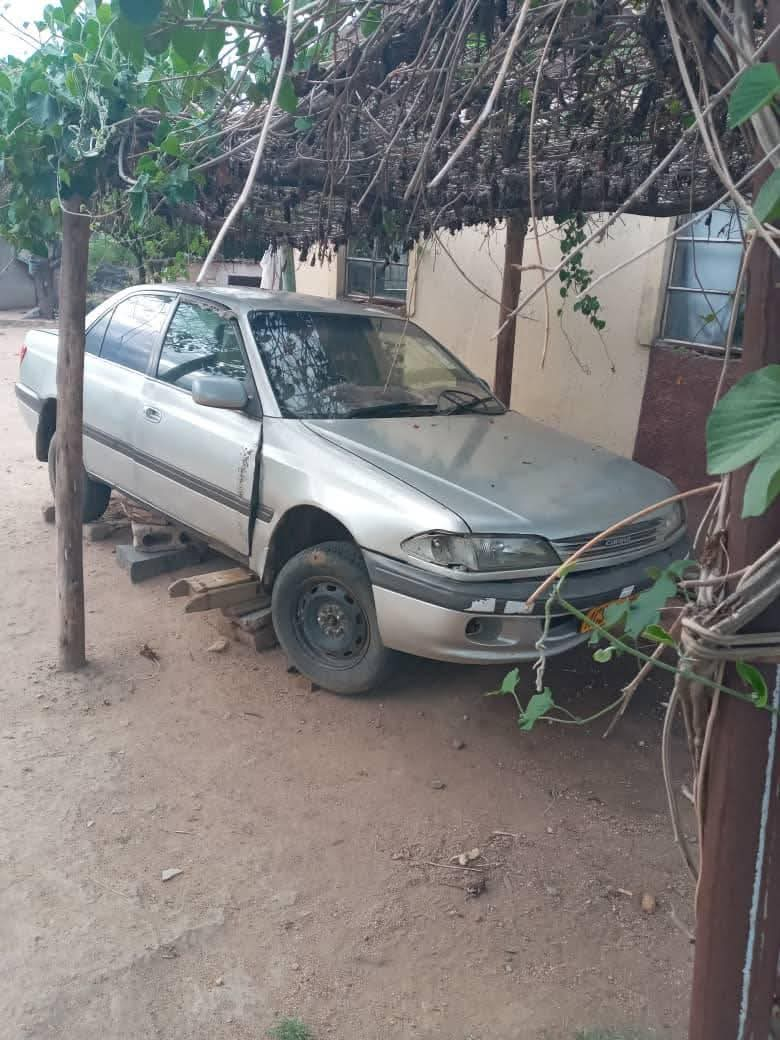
(168, 567), (255, 599)
(184, 581), (265, 614)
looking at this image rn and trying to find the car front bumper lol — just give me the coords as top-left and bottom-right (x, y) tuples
(365, 537), (689, 665)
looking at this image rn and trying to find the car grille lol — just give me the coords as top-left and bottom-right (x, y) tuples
(552, 517), (665, 565)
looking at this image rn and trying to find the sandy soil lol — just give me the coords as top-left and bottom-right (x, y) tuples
(0, 318), (695, 1040)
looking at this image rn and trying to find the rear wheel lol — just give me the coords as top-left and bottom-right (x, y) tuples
(272, 540), (396, 695)
(48, 431), (112, 523)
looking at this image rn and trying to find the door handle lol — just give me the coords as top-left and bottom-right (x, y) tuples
(144, 406), (162, 424)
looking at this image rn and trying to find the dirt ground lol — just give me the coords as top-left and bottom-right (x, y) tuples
(0, 318), (695, 1040)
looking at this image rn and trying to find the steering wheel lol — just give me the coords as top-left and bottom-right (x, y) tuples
(162, 353), (219, 384)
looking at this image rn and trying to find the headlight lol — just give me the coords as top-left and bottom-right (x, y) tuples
(401, 532), (560, 572)
(655, 502), (685, 540)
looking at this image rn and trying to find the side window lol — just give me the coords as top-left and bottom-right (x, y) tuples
(100, 294), (172, 373)
(85, 311), (111, 356)
(157, 300), (248, 391)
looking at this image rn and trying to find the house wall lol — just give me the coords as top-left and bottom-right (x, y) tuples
(294, 250), (340, 297)
(409, 217), (672, 457)
(190, 251), (340, 296)
(0, 240), (36, 310)
(190, 259), (265, 287)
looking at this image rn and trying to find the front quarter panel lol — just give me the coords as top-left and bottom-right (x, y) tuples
(252, 417), (467, 573)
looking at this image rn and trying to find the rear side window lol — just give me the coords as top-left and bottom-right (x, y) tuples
(85, 311), (111, 356)
(157, 299), (247, 390)
(100, 294), (172, 373)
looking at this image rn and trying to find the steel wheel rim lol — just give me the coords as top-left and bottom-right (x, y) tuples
(294, 578), (370, 669)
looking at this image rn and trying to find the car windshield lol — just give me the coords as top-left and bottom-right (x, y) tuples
(247, 310), (504, 419)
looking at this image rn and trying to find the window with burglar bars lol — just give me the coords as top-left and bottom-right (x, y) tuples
(661, 206), (746, 351)
(345, 236), (408, 304)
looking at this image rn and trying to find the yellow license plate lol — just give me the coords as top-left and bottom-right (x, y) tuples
(580, 596), (633, 633)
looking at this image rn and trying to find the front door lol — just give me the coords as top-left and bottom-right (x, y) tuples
(133, 296), (261, 556)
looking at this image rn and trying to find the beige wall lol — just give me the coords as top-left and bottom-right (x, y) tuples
(294, 249), (340, 297)
(410, 217), (672, 457)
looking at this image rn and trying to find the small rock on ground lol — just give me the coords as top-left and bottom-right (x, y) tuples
(207, 638), (230, 654)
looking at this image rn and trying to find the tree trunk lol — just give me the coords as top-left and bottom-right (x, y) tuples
(688, 6), (780, 1032)
(132, 243), (147, 284)
(55, 199), (91, 672)
(493, 214), (527, 406)
(31, 255), (57, 319)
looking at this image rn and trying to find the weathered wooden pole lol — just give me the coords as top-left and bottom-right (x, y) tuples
(55, 197), (91, 671)
(688, 21), (780, 1035)
(493, 213), (527, 406)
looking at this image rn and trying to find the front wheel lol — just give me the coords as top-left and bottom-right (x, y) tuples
(271, 540), (397, 695)
(48, 431), (112, 523)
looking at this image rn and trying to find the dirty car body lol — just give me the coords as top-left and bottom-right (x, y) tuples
(16, 286), (688, 693)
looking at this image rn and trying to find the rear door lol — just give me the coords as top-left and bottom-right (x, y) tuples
(133, 295), (261, 556)
(83, 292), (175, 494)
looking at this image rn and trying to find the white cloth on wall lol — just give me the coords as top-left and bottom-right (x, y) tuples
(260, 247), (284, 290)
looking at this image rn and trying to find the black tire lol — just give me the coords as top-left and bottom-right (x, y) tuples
(272, 540), (397, 695)
(48, 431), (112, 523)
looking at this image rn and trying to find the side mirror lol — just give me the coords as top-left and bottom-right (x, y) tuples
(191, 375), (248, 411)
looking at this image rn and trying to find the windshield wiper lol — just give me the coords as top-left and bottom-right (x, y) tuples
(342, 402), (439, 418)
(437, 389), (504, 415)
(444, 395), (502, 414)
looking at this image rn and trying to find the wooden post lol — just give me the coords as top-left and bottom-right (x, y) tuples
(55, 198), (91, 671)
(688, 14), (780, 1033)
(493, 213), (527, 406)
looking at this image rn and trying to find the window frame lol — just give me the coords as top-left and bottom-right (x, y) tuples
(92, 290), (177, 375)
(149, 293), (262, 417)
(659, 208), (746, 354)
(344, 239), (409, 307)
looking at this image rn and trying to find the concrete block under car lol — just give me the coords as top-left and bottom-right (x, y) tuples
(116, 542), (211, 584)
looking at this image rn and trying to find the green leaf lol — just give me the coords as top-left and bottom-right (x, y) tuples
(486, 667), (519, 697)
(276, 74), (297, 114)
(96, 4), (113, 26)
(113, 17), (145, 64)
(171, 26), (202, 64)
(203, 23), (225, 62)
(593, 646), (616, 663)
(501, 667), (519, 694)
(752, 168), (780, 225)
(294, 115), (312, 131)
(0, 71), (12, 93)
(361, 5), (380, 37)
(727, 63), (780, 128)
(59, 166), (71, 186)
(118, 0), (162, 25)
(61, 0), (79, 15)
(518, 688), (554, 730)
(642, 624), (677, 647)
(707, 365), (780, 473)
(144, 25), (170, 54)
(160, 132), (181, 156)
(742, 438), (780, 517)
(736, 660), (769, 708)
(49, 197), (61, 216)
(26, 92), (59, 127)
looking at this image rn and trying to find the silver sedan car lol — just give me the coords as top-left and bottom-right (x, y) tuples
(16, 286), (688, 693)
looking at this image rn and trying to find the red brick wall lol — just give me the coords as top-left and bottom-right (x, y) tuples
(633, 344), (740, 531)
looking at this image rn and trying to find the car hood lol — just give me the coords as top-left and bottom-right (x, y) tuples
(303, 411), (676, 538)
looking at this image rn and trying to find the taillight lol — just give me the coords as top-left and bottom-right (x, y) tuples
(19, 342), (27, 365)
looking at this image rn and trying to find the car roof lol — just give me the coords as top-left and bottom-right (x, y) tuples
(123, 283), (399, 319)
